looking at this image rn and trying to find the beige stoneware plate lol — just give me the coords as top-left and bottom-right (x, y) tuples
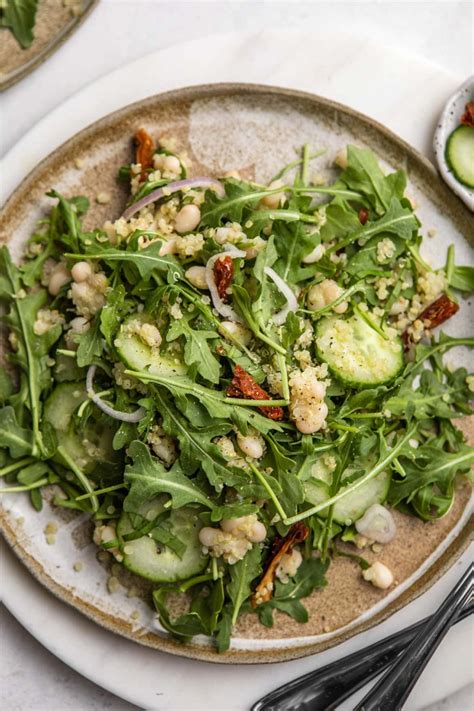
(0, 0), (98, 92)
(0, 84), (472, 664)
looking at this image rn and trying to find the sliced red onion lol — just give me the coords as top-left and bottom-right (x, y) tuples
(355, 504), (396, 544)
(205, 246), (246, 321)
(86, 366), (146, 423)
(122, 177), (225, 221)
(264, 266), (298, 326)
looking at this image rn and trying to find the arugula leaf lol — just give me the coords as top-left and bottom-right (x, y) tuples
(385, 367), (473, 420)
(0, 370), (14, 402)
(200, 180), (270, 227)
(0, 249), (59, 458)
(0, 406), (33, 457)
(124, 440), (213, 512)
(252, 236), (280, 327)
(167, 317), (221, 384)
(345, 235), (406, 277)
(389, 443), (474, 520)
(129, 371), (284, 435)
(154, 390), (248, 492)
(66, 242), (182, 281)
(215, 605), (233, 653)
(448, 265), (474, 294)
(76, 317), (104, 367)
(333, 198), (418, 252)
(1, 0), (38, 49)
(339, 146), (406, 214)
(228, 545), (262, 624)
(257, 558), (328, 627)
(100, 285), (128, 349)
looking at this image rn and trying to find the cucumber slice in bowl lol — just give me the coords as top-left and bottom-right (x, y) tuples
(316, 312), (403, 388)
(115, 315), (187, 377)
(445, 125), (474, 189)
(117, 500), (208, 583)
(304, 454), (390, 525)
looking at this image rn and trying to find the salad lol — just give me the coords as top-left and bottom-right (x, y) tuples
(1, 131), (473, 652)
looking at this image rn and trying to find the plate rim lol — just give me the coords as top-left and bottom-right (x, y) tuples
(0, 0), (99, 93)
(0, 81), (472, 665)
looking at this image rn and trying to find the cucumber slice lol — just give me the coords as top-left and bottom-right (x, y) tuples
(44, 383), (119, 474)
(118, 501), (208, 583)
(115, 315), (186, 377)
(53, 351), (84, 383)
(445, 125), (474, 189)
(44, 382), (88, 432)
(316, 313), (403, 388)
(304, 455), (390, 525)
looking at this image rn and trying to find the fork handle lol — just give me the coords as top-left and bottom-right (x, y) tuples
(251, 601), (472, 711)
(355, 564), (473, 711)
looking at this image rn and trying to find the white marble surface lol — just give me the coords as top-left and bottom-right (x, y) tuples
(1, 1), (473, 710)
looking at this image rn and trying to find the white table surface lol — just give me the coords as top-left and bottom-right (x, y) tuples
(1, 1), (473, 710)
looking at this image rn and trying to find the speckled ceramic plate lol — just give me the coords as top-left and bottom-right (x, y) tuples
(0, 84), (473, 664)
(0, 0), (98, 92)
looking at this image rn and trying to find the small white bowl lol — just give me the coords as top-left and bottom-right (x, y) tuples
(433, 76), (474, 211)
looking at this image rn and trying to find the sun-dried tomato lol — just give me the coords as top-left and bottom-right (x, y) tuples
(251, 523), (309, 607)
(134, 128), (155, 181)
(227, 365), (284, 420)
(213, 256), (234, 302)
(402, 293), (459, 347)
(460, 102), (474, 127)
(358, 208), (369, 225)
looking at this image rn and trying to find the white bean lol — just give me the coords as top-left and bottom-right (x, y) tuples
(219, 321), (252, 347)
(71, 261), (92, 283)
(159, 238), (177, 256)
(69, 316), (90, 335)
(185, 265), (208, 290)
(248, 521), (267, 543)
(260, 180), (286, 209)
(48, 263), (71, 296)
(199, 527), (218, 547)
(175, 204), (201, 234)
(220, 516), (249, 534)
(362, 561), (394, 590)
(236, 432), (264, 459)
(163, 155), (181, 174)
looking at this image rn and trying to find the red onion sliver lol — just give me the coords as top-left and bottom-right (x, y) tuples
(264, 266), (298, 326)
(86, 366), (146, 423)
(121, 177), (225, 221)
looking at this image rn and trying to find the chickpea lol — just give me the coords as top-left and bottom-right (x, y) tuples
(175, 204), (201, 234)
(260, 179), (286, 209)
(362, 561), (394, 590)
(219, 321), (252, 347)
(71, 261), (92, 283)
(185, 265), (208, 290)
